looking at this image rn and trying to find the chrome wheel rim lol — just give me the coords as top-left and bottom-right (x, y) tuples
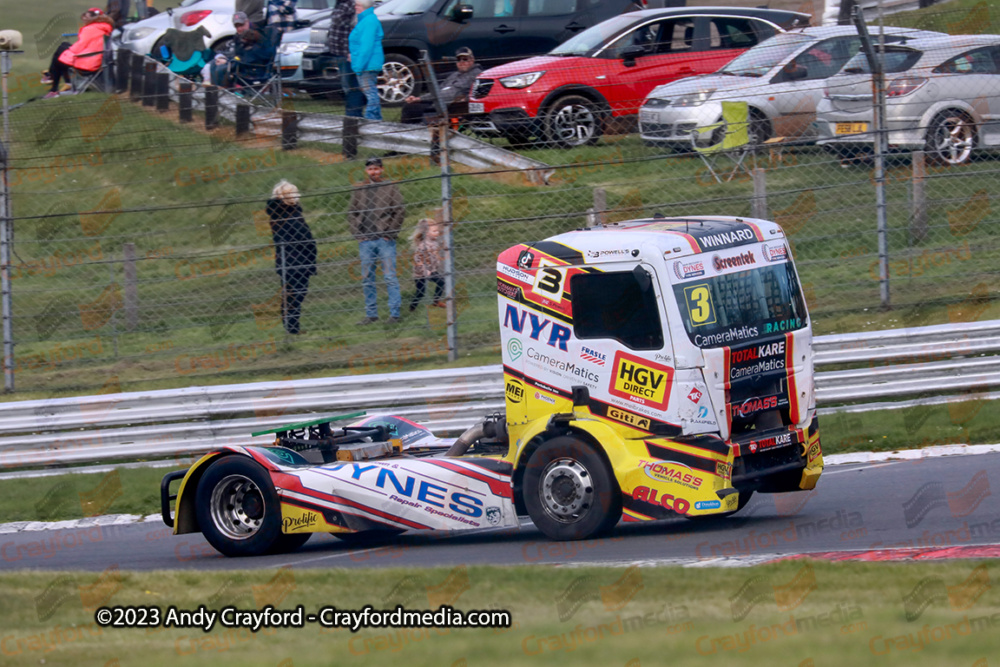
(551, 103), (596, 145)
(931, 116), (974, 165)
(539, 458), (593, 523)
(209, 474), (266, 540)
(378, 62), (415, 104)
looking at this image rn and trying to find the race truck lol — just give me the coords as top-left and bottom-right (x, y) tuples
(162, 216), (823, 556)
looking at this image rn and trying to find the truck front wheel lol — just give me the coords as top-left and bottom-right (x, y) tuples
(523, 436), (621, 540)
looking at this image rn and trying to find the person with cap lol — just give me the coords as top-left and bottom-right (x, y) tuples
(325, 0), (364, 117)
(401, 47), (481, 124)
(348, 157), (406, 325)
(349, 0), (384, 121)
(210, 12), (273, 86)
(41, 8), (115, 98)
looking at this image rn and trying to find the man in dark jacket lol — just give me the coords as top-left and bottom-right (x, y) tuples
(401, 47), (482, 124)
(325, 0), (363, 117)
(348, 157), (405, 325)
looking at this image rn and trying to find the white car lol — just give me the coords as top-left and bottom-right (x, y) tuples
(638, 25), (944, 150)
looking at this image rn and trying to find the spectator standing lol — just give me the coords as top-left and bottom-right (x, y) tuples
(408, 218), (445, 311)
(349, 0), (384, 121)
(325, 0), (363, 117)
(236, 0), (266, 28)
(348, 157), (405, 324)
(267, 180), (317, 335)
(41, 9), (115, 99)
(266, 0), (298, 34)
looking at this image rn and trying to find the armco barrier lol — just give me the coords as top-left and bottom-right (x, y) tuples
(4, 320), (999, 468)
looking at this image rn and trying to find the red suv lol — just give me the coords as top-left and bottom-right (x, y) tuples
(467, 7), (810, 147)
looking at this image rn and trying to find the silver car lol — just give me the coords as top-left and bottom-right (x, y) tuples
(816, 34), (1000, 165)
(638, 25), (943, 150)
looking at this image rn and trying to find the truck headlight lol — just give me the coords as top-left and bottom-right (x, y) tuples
(499, 71), (544, 89)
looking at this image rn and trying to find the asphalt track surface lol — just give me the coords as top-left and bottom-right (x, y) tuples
(2, 453), (997, 571)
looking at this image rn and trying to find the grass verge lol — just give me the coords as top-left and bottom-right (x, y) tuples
(0, 561), (996, 666)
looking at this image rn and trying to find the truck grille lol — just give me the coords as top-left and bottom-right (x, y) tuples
(472, 79), (494, 99)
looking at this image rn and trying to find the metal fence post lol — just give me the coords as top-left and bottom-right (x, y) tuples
(123, 243), (138, 331)
(592, 187), (606, 227)
(910, 150), (927, 243)
(0, 51), (16, 392)
(751, 168), (768, 220)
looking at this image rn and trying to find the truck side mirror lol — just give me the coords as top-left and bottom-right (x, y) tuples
(633, 265), (652, 292)
(453, 4), (474, 21)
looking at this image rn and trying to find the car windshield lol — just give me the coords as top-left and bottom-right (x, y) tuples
(378, 0), (434, 14)
(551, 14), (638, 56)
(841, 47), (923, 74)
(672, 261), (808, 348)
(721, 33), (813, 77)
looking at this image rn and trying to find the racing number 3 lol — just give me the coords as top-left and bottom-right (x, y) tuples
(532, 267), (565, 301)
(684, 284), (716, 326)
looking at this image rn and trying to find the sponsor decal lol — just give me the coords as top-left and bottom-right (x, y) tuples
(640, 460), (703, 489)
(687, 388), (703, 404)
(499, 263), (534, 285)
(507, 338), (523, 361)
(506, 379), (525, 404)
(673, 260), (706, 280)
(695, 500), (721, 510)
(729, 340), (787, 380)
(807, 442), (822, 463)
(694, 325), (759, 348)
(762, 243), (788, 262)
(585, 249), (632, 259)
(712, 251), (757, 272)
(697, 406), (710, 419)
(763, 318), (803, 334)
(607, 407), (651, 430)
(731, 395), (779, 419)
(517, 250), (535, 270)
(527, 347), (600, 386)
(633, 486), (690, 514)
(282, 512), (318, 532)
(579, 346), (607, 366)
(485, 507), (502, 526)
(609, 352), (674, 411)
(716, 461), (733, 478)
(533, 391), (556, 405)
(697, 228), (755, 250)
(349, 465), (484, 523)
(503, 305), (570, 352)
(497, 279), (521, 300)
(747, 432), (794, 454)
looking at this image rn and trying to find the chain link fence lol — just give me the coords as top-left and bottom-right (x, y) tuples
(1, 1), (998, 397)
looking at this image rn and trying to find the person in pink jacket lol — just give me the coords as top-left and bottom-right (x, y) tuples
(41, 8), (115, 98)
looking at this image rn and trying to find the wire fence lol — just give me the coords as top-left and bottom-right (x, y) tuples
(1, 2), (998, 397)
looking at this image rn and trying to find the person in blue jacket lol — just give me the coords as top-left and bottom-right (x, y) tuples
(349, 0), (384, 121)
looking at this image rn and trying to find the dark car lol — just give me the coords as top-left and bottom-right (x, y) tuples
(298, 0), (653, 104)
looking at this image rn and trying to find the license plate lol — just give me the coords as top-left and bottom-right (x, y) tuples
(468, 102), (484, 114)
(835, 122), (867, 135)
(301, 60), (314, 71)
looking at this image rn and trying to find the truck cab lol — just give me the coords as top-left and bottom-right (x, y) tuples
(498, 216), (822, 537)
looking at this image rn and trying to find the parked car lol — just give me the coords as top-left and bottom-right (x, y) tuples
(467, 6), (811, 147)
(638, 25), (944, 151)
(816, 34), (1000, 165)
(297, 0), (650, 105)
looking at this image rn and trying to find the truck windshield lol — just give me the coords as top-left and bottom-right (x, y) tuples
(672, 262), (808, 348)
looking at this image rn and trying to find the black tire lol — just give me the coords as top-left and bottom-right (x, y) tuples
(269, 532), (312, 553)
(522, 436), (621, 540)
(747, 109), (771, 147)
(684, 490), (754, 520)
(333, 529), (404, 545)
(925, 110), (976, 166)
(378, 54), (421, 106)
(544, 95), (603, 148)
(195, 456), (283, 557)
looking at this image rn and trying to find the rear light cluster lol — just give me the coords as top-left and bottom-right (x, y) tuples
(180, 10), (212, 26)
(886, 76), (926, 97)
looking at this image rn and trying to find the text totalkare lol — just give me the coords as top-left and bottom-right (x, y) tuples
(161, 216), (821, 556)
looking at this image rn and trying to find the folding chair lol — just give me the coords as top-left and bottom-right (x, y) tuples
(691, 100), (752, 183)
(228, 25), (282, 107)
(68, 35), (115, 94)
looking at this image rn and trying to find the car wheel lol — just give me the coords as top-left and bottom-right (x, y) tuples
(748, 109), (771, 147)
(544, 95), (603, 148)
(211, 37), (233, 55)
(925, 110), (976, 166)
(333, 529), (404, 545)
(684, 490), (754, 520)
(378, 54), (421, 106)
(195, 456), (283, 557)
(522, 436), (621, 540)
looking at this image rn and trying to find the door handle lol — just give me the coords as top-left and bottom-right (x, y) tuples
(565, 21), (586, 32)
(494, 24), (515, 33)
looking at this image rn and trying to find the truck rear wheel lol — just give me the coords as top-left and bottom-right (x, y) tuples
(195, 456), (283, 557)
(523, 436), (621, 541)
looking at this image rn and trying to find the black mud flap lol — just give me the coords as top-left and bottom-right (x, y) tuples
(160, 470), (188, 528)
